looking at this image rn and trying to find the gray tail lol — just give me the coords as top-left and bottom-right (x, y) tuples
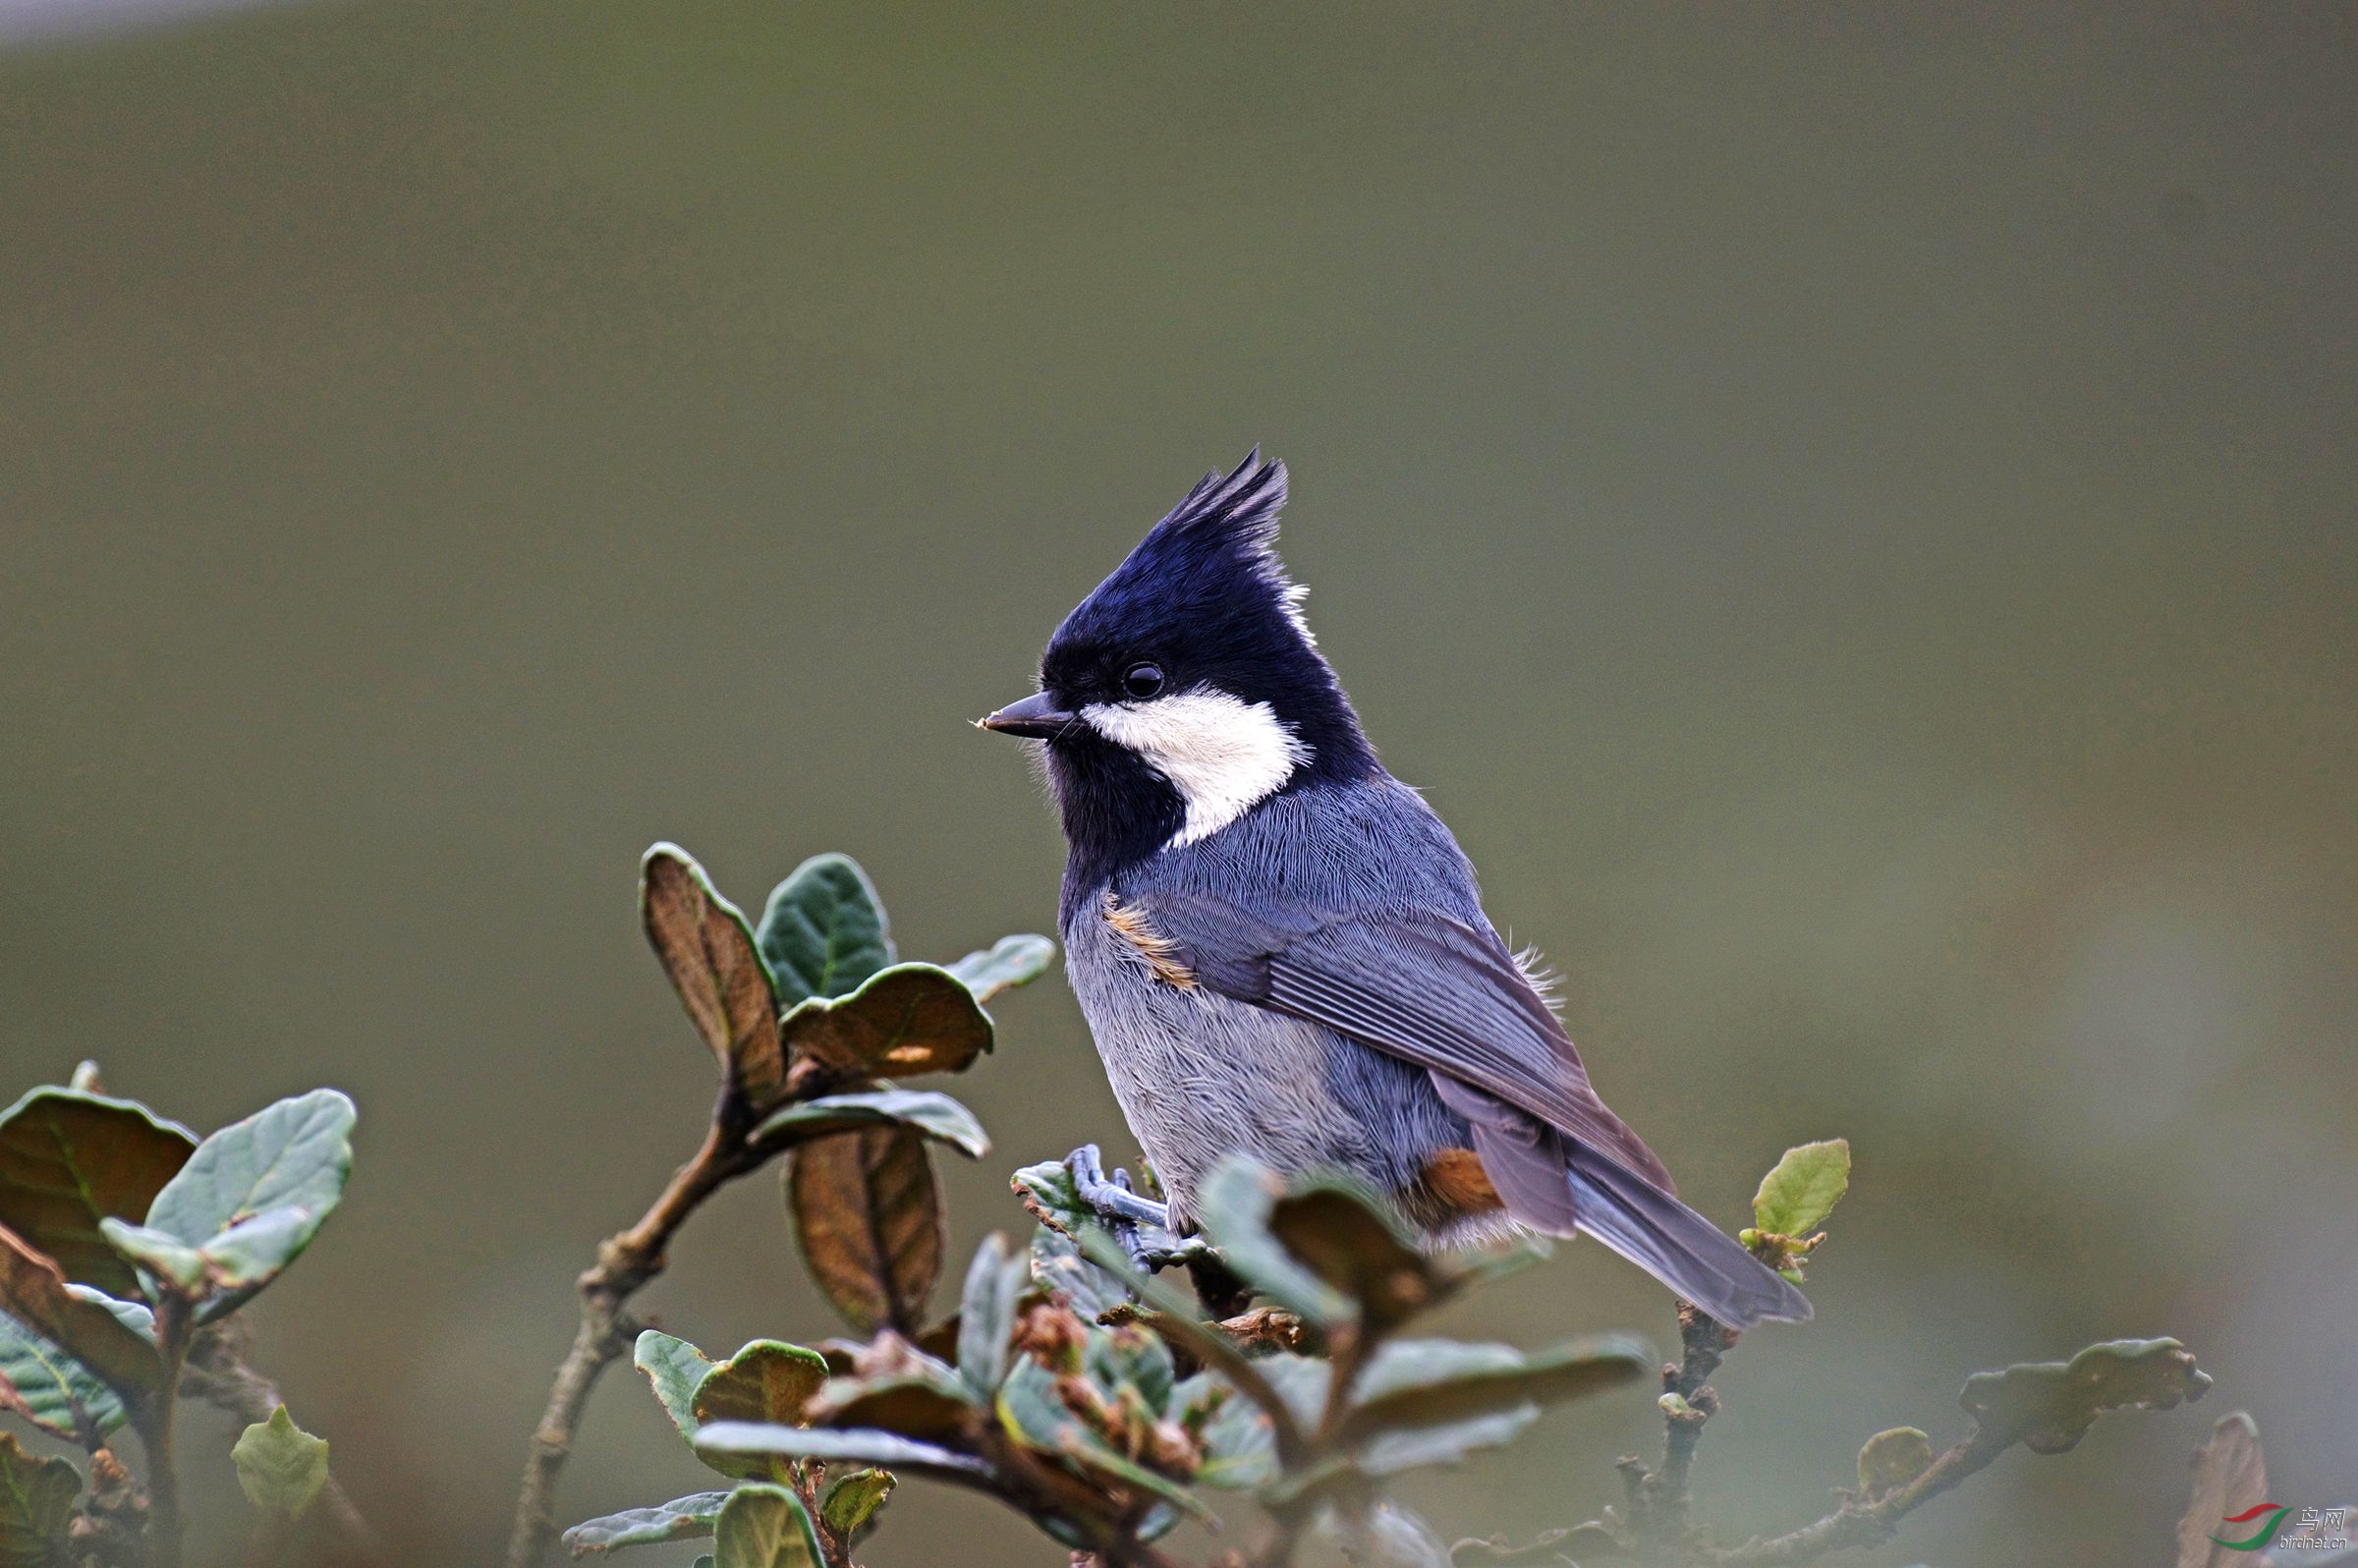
(1565, 1143), (1813, 1327)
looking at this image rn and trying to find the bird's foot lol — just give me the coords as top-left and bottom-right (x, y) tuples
(1063, 1144), (1206, 1272)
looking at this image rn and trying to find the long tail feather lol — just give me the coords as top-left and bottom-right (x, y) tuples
(1564, 1143), (1812, 1327)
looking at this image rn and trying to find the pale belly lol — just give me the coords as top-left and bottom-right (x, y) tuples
(1061, 910), (1465, 1231)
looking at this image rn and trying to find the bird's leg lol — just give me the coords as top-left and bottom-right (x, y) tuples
(1062, 1144), (1203, 1271)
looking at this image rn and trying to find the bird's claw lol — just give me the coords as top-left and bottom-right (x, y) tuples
(1063, 1144), (1205, 1272)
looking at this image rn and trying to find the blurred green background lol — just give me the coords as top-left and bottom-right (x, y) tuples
(2, 4), (2352, 1564)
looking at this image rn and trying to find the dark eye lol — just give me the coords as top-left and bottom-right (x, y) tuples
(1122, 661), (1165, 700)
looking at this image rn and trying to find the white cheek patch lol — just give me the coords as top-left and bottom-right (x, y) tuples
(1081, 689), (1313, 847)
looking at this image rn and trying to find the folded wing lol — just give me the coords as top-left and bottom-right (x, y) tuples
(1136, 892), (1810, 1325)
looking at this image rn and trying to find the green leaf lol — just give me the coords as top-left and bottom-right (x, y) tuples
(140, 1090), (356, 1320)
(1072, 1228), (1308, 1445)
(954, 1232), (1027, 1397)
(1856, 1427), (1935, 1497)
(0, 1089), (196, 1299)
(712, 1483), (822, 1568)
(753, 1091), (989, 1160)
(807, 1369), (977, 1443)
(62, 1287), (152, 1342)
(643, 846), (785, 1105)
(944, 935), (1055, 1003)
(692, 1342), (831, 1429)
(993, 1362), (1087, 1455)
(635, 1330), (716, 1440)
(1196, 1160), (1352, 1326)
(778, 966), (994, 1081)
(1086, 1323), (1175, 1416)
(1959, 1336), (2212, 1455)
(95, 1220), (205, 1295)
(1174, 1372), (1276, 1489)
(786, 1127), (944, 1335)
(692, 1424), (991, 1483)
(1337, 1336), (1655, 1469)
(1027, 1225), (1134, 1322)
(562, 1492), (730, 1556)
(194, 1207), (325, 1317)
(818, 1470), (893, 1540)
(1011, 1159), (1094, 1237)
(0, 1228), (157, 1404)
(0, 1431), (78, 1568)
(1750, 1139), (1850, 1240)
(0, 1307), (127, 1442)
(756, 854), (895, 1008)
(231, 1405), (329, 1521)
(995, 1359), (1215, 1525)
(1265, 1175), (1447, 1335)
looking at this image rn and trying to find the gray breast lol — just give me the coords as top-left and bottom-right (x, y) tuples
(1060, 904), (1459, 1229)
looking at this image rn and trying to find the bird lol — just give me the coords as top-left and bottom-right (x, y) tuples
(978, 451), (1809, 1327)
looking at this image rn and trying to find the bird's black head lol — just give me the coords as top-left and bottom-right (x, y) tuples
(982, 451), (1380, 892)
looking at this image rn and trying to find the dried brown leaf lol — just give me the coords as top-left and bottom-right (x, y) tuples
(2174, 1412), (2270, 1568)
(787, 1127), (943, 1335)
(642, 847), (784, 1105)
(0, 1226), (156, 1404)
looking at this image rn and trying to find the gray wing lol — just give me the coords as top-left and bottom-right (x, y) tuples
(1134, 892), (1675, 1192)
(1131, 887), (1812, 1324)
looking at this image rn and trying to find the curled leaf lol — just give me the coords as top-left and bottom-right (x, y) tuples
(779, 967), (994, 1081)
(807, 1354), (978, 1442)
(2173, 1412), (2270, 1568)
(818, 1469), (894, 1540)
(634, 1330), (715, 1440)
(1960, 1336), (2211, 1454)
(692, 1340), (831, 1428)
(1012, 1160), (1094, 1237)
(1855, 1426), (1936, 1497)
(0, 1226), (157, 1403)
(96, 1220), (205, 1295)
(0, 1089), (196, 1299)
(643, 845), (784, 1104)
(1336, 1336), (1654, 1473)
(945, 935), (1055, 1003)
(713, 1482), (822, 1568)
(692, 1423), (992, 1482)
(754, 1091), (988, 1159)
(562, 1491), (730, 1557)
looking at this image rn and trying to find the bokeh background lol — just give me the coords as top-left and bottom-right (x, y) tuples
(3, 4), (2353, 1564)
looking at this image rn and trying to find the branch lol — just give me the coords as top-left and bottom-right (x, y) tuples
(1607, 1300), (1737, 1556)
(134, 1291), (192, 1568)
(501, 1115), (759, 1568)
(1705, 1427), (2008, 1565)
(1577, 1332), (2210, 1568)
